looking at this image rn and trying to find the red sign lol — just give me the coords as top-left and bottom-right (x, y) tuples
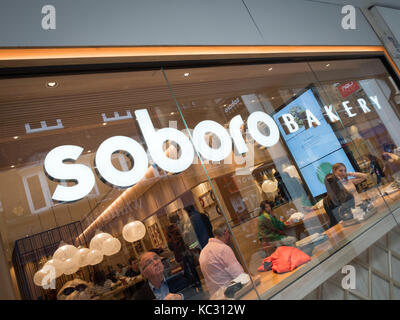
(338, 81), (360, 98)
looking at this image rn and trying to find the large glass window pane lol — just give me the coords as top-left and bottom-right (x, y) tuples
(0, 69), (221, 300)
(163, 59), (397, 299)
(308, 59), (400, 217)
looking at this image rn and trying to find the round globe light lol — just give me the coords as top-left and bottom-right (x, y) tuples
(63, 256), (80, 275)
(262, 180), (278, 193)
(33, 269), (47, 287)
(102, 238), (121, 256)
(89, 232), (113, 252)
(86, 249), (103, 265)
(53, 244), (78, 262)
(122, 221), (146, 243)
(44, 258), (64, 277)
(74, 247), (91, 267)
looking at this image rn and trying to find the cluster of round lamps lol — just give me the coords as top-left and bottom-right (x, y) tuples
(33, 220), (147, 288)
(33, 232), (122, 288)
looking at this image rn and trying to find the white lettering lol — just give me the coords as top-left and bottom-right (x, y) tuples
(357, 98), (371, 113)
(229, 115), (248, 154)
(342, 100), (357, 117)
(247, 111), (280, 147)
(281, 113), (299, 134)
(44, 145), (95, 202)
(324, 105), (340, 123)
(135, 109), (194, 173)
(369, 95), (382, 109)
(192, 120), (232, 161)
(305, 109), (321, 128)
(341, 265), (356, 290)
(41, 5), (56, 30)
(341, 5), (356, 30)
(95, 136), (148, 188)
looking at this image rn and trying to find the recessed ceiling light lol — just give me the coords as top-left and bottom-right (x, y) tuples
(46, 81), (58, 88)
(170, 112), (175, 115)
(13, 136), (19, 140)
(271, 97), (275, 100)
(87, 150), (91, 153)
(184, 73), (190, 77)
(11, 165), (15, 168)
(268, 67), (273, 71)
(102, 122), (107, 126)
(326, 63), (331, 67)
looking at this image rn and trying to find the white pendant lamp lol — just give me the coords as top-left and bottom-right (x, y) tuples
(122, 221), (146, 242)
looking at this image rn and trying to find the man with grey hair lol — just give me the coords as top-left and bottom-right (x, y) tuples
(199, 222), (244, 296)
(132, 251), (197, 300)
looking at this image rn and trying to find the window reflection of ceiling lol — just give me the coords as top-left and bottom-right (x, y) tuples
(0, 58), (388, 169)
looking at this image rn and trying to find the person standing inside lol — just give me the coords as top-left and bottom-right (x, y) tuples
(166, 223), (202, 291)
(368, 154), (385, 185)
(184, 205), (213, 248)
(199, 222), (244, 296)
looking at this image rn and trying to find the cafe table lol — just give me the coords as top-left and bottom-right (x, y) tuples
(239, 184), (400, 300)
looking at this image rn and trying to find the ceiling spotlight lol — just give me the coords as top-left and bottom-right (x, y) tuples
(268, 67), (273, 71)
(184, 73), (190, 77)
(87, 150), (91, 153)
(11, 165), (15, 168)
(326, 63), (331, 67)
(170, 112), (175, 115)
(46, 81), (58, 88)
(13, 136), (19, 140)
(271, 97), (275, 100)
(102, 122), (107, 126)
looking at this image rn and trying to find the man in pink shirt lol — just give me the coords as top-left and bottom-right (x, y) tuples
(199, 222), (244, 296)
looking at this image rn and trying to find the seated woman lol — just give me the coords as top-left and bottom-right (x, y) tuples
(91, 267), (115, 296)
(332, 162), (367, 206)
(323, 173), (355, 227)
(257, 200), (297, 252)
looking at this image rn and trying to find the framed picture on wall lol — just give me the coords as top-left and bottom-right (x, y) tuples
(148, 223), (164, 248)
(133, 239), (146, 256)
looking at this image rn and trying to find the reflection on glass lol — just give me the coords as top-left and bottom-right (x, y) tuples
(0, 57), (399, 301)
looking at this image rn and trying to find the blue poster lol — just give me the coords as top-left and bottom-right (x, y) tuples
(273, 89), (354, 197)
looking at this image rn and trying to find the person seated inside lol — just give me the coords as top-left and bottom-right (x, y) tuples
(106, 265), (118, 283)
(115, 263), (127, 279)
(125, 257), (141, 278)
(323, 173), (355, 227)
(199, 222), (245, 297)
(257, 200), (297, 250)
(132, 251), (196, 300)
(91, 267), (115, 296)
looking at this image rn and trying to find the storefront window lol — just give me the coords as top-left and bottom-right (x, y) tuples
(0, 56), (399, 300)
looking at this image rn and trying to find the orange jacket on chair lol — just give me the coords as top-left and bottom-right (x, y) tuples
(257, 246), (311, 273)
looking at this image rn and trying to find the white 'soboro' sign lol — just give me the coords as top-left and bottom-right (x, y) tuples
(45, 109), (279, 202)
(44, 96), (382, 202)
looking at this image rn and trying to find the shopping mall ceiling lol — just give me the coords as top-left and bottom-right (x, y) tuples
(312, 0), (400, 10)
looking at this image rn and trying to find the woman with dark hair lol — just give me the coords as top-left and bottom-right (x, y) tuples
(323, 173), (355, 227)
(331, 162), (367, 206)
(257, 200), (297, 249)
(91, 267), (114, 296)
